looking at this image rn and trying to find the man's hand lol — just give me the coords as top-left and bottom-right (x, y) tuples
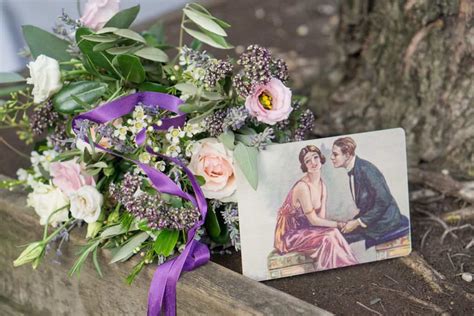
(341, 219), (360, 234)
(337, 221), (346, 230)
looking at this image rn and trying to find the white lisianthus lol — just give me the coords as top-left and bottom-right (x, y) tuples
(26, 55), (63, 104)
(27, 183), (69, 226)
(70, 185), (103, 223)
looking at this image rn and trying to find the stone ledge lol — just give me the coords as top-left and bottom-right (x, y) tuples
(0, 176), (331, 315)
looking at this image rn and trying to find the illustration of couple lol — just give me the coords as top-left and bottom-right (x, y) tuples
(274, 137), (409, 271)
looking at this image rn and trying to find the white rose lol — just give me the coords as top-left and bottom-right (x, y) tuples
(188, 138), (237, 201)
(26, 55), (63, 104)
(80, 0), (120, 31)
(27, 183), (69, 226)
(70, 185), (103, 223)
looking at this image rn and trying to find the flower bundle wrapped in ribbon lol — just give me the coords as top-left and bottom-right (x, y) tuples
(2, 1), (315, 314)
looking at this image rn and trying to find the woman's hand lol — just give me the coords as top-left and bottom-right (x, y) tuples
(337, 221), (347, 230)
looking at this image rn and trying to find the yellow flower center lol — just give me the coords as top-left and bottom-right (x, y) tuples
(259, 92), (273, 110)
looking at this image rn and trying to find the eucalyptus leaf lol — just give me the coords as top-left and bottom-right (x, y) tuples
(81, 34), (118, 43)
(95, 27), (119, 34)
(188, 4), (231, 28)
(235, 133), (254, 146)
(109, 232), (149, 264)
(113, 54), (145, 84)
(0, 72), (25, 84)
(234, 142), (258, 190)
(133, 47), (169, 62)
(218, 130), (235, 150)
(22, 25), (71, 61)
(153, 230), (179, 257)
(113, 29), (146, 43)
(201, 29), (233, 48)
(174, 82), (198, 95)
(183, 8), (227, 37)
(178, 103), (199, 113)
(100, 225), (126, 239)
(93, 42), (117, 52)
(202, 91), (223, 101)
(182, 27), (231, 49)
(0, 84), (27, 96)
(53, 81), (108, 114)
(106, 44), (139, 55)
(104, 5), (140, 28)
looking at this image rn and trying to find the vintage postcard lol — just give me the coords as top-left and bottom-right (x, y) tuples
(237, 128), (412, 281)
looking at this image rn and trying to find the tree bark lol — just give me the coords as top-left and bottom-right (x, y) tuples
(310, 0), (473, 178)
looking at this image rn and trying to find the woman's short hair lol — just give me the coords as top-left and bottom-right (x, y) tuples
(333, 137), (357, 157)
(299, 145), (325, 172)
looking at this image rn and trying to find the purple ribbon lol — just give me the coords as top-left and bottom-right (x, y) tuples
(72, 92), (209, 316)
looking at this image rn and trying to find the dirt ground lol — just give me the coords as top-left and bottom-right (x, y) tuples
(1, 0), (473, 314)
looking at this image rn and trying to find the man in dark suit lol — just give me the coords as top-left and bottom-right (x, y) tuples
(330, 137), (409, 248)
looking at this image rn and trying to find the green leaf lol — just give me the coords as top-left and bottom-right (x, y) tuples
(92, 248), (103, 277)
(106, 44), (139, 55)
(139, 82), (168, 93)
(218, 130), (235, 150)
(100, 224), (127, 239)
(183, 8), (227, 37)
(113, 29), (146, 43)
(113, 54), (145, 84)
(182, 27), (232, 49)
(133, 47), (169, 62)
(174, 82), (198, 95)
(0, 72), (25, 83)
(204, 209), (221, 238)
(81, 34), (118, 43)
(104, 5), (140, 28)
(234, 142), (259, 190)
(76, 27), (118, 76)
(0, 84), (27, 96)
(95, 27), (119, 34)
(202, 91), (223, 101)
(153, 230), (179, 257)
(22, 25), (71, 61)
(93, 41), (117, 52)
(53, 81), (108, 114)
(109, 232), (149, 264)
(188, 3), (231, 28)
(195, 175), (206, 186)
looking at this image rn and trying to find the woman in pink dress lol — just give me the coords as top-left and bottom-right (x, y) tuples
(274, 145), (358, 270)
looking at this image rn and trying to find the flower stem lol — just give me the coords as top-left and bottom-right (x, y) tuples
(179, 11), (186, 50)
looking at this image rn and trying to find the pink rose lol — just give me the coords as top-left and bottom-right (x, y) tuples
(50, 159), (95, 196)
(80, 0), (120, 31)
(245, 78), (292, 125)
(188, 138), (236, 201)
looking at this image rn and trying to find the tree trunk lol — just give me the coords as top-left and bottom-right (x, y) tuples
(310, 0), (473, 178)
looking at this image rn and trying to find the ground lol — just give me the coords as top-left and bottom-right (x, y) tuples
(1, 0), (472, 314)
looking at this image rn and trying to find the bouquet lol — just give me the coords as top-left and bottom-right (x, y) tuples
(1, 1), (314, 313)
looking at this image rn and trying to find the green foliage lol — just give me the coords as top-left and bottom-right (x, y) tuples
(113, 55), (146, 84)
(22, 25), (71, 61)
(234, 142), (259, 190)
(181, 3), (233, 49)
(153, 230), (179, 257)
(76, 27), (119, 76)
(0, 73), (25, 84)
(53, 81), (108, 114)
(104, 5), (140, 29)
(218, 130), (235, 150)
(109, 232), (149, 263)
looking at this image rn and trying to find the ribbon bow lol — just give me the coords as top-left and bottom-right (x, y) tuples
(72, 92), (209, 316)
